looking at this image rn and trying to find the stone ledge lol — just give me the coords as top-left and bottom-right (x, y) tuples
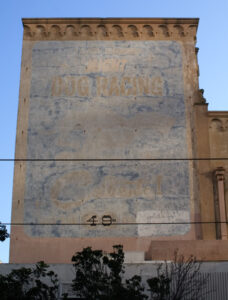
(146, 240), (228, 261)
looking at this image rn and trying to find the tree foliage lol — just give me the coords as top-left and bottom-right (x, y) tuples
(147, 250), (208, 300)
(0, 223), (9, 242)
(72, 244), (148, 300)
(0, 261), (59, 300)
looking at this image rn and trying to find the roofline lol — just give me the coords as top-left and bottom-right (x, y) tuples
(22, 17), (199, 26)
(208, 111), (228, 117)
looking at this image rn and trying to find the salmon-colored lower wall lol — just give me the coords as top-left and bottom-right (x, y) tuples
(10, 226), (150, 263)
(10, 225), (195, 263)
(10, 226), (227, 263)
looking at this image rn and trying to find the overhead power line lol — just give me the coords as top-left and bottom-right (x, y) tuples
(1, 158), (228, 162)
(1, 221), (227, 226)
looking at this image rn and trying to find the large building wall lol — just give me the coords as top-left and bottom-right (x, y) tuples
(10, 18), (228, 263)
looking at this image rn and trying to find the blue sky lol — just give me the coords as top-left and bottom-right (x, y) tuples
(0, 0), (227, 263)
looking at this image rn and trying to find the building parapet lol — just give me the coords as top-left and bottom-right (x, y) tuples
(22, 18), (198, 41)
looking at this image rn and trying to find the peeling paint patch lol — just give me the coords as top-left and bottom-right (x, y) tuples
(137, 210), (190, 236)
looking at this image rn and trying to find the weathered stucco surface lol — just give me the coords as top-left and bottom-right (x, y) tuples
(24, 40), (190, 238)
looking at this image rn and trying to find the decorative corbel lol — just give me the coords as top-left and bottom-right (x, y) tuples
(198, 89), (207, 104)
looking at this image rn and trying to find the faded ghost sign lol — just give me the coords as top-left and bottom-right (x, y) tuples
(25, 40), (190, 237)
(51, 75), (163, 97)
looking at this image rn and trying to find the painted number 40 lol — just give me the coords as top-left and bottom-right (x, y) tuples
(86, 215), (116, 226)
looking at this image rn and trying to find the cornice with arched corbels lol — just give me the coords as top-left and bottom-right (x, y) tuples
(209, 113), (228, 132)
(22, 20), (198, 41)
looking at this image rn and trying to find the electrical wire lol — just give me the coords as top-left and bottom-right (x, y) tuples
(1, 158), (228, 161)
(1, 221), (227, 226)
